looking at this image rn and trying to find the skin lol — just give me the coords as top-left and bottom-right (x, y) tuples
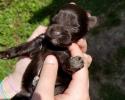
(0, 26), (92, 100)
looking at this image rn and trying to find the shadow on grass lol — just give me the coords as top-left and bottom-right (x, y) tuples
(28, 0), (91, 24)
(28, 0), (125, 25)
(28, 0), (69, 24)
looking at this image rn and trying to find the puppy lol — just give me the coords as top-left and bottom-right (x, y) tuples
(0, 2), (97, 100)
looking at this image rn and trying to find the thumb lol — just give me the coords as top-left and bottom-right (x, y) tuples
(32, 55), (58, 100)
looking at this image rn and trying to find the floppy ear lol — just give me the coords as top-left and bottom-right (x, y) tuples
(87, 12), (97, 29)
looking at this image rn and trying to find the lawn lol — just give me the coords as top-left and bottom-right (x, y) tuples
(0, 0), (52, 79)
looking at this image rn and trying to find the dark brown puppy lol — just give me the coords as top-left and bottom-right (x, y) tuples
(0, 2), (97, 100)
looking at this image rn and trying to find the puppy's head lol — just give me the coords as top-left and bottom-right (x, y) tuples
(46, 24), (72, 47)
(46, 3), (97, 47)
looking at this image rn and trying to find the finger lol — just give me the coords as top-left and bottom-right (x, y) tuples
(82, 53), (92, 68)
(15, 58), (31, 74)
(28, 25), (47, 41)
(77, 38), (87, 53)
(68, 43), (83, 57)
(69, 43), (92, 68)
(64, 54), (92, 98)
(33, 55), (58, 99)
(64, 68), (90, 98)
(67, 43), (92, 98)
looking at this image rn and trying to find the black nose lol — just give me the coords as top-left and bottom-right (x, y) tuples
(52, 31), (62, 37)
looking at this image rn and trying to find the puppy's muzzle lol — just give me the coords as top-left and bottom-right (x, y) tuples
(46, 24), (72, 47)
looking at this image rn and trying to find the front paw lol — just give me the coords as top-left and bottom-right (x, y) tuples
(68, 56), (84, 73)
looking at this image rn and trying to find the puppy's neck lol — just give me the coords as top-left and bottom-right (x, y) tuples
(69, 2), (76, 5)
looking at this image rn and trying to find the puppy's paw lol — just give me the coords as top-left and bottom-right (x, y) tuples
(69, 56), (84, 73)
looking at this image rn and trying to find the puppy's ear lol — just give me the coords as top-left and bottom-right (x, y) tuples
(87, 12), (97, 29)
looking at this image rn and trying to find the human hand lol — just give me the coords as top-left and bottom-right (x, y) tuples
(10, 25), (47, 85)
(0, 25), (91, 100)
(0, 26), (47, 98)
(32, 40), (92, 100)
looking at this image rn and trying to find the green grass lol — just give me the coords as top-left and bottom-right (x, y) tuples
(0, 59), (16, 79)
(0, 0), (52, 79)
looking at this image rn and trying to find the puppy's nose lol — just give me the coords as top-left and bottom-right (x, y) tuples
(53, 31), (61, 37)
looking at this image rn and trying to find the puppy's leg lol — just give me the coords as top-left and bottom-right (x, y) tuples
(54, 51), (71, 95)
(11, 90), (31, 100)
(0, 34), (45, 59)
(55, 67), (71, 95)
(69, 56), (84, 72)
(11, 53), (44, 99)
(63, 56), (84, 75)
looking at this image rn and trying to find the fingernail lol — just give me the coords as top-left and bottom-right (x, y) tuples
(44, 55), (58, 65)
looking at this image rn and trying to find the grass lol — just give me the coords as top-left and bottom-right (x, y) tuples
(0, 0), (52, 79)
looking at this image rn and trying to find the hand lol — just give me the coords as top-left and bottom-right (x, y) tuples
(32, 40), (92, 100)
(0, 25), (92, 100)
(0, 26), (47, 98)
(11, 25), (47, 88)
(10, 25), (47, 87)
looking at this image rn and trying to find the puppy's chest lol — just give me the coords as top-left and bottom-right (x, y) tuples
(41, 46), (70, 64)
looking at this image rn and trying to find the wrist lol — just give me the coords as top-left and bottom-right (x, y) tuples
(0, 75), (21, 99)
